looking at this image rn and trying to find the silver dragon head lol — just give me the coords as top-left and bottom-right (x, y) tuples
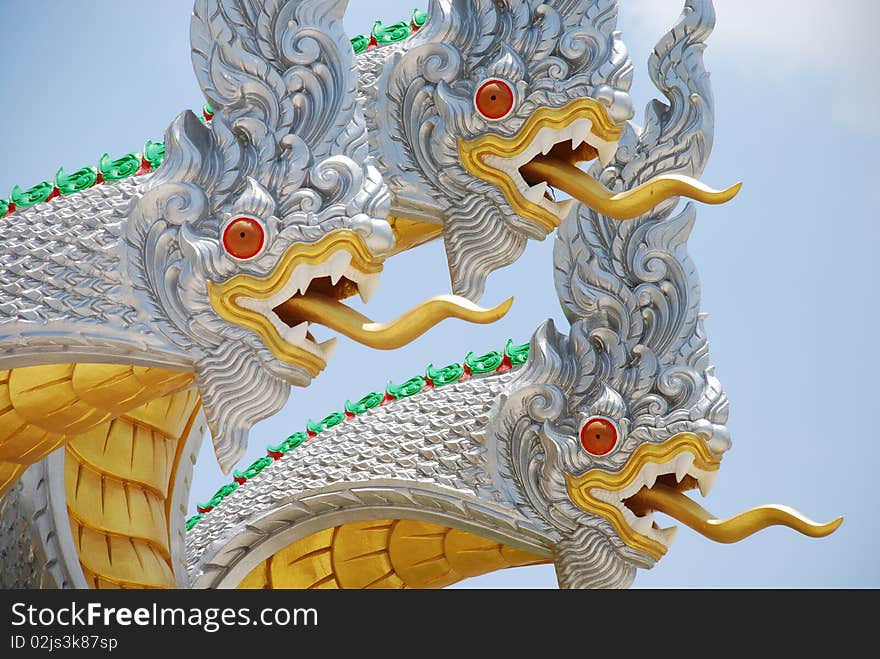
(361, 0), (738, 301)
(124, 0), (393, 472)
(175, 1), (839, 591)
(482, 0), (733, 588)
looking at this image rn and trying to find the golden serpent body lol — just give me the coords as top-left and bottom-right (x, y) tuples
(1, 363), (200, 588)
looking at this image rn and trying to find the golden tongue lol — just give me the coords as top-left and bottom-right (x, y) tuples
(519, 156), (742, 220)
(628, 482), (843, 543)
(275, 292), (513, 350)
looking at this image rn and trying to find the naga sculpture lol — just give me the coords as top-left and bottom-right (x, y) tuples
(0, 0), (841, 590)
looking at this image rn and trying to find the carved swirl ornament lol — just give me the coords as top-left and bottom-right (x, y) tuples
(0, 0), (841, 590)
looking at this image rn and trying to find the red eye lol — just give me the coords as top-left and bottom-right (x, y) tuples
(579, 417), (619, 456)
(223, 217), (265, 260)
(475, 79), (515, 120)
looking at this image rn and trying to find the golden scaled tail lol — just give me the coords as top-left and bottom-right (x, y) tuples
(520, 157), (742, 220)
(628, 482), (843, 544)
(276, 293), (513, 350)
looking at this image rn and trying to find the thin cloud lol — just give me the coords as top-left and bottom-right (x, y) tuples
(619, 0), (880, 136)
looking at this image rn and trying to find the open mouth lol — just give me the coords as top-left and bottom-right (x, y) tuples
(209, 230), (514, 377)
(459, 97), (741, 230)
(237, 248), (380, 364)
(484, 118), (615, 220)
(567, 433), (842, 560)
(589, 447), (719, 551)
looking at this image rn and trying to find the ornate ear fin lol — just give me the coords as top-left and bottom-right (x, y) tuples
(148, 110), (213, 189)
(324, 0), (348, 21)
(229, 177), (276, 220)
(552, 1), (723, 397)
(485, 44), (527, 82)
(540, 0), (606, 27)
(189, 0), (368, 179)
(611, 0), (718, 185)
(413, 0), (499, 54)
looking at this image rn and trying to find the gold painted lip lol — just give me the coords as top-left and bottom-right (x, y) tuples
(567, 433), (720, 560)
(209, 230), (383, 377)
(567, 432), (843, 560)
(459, 96), (741, 228)
(209, 229), (516, 376)
(459, 97), (622, 232)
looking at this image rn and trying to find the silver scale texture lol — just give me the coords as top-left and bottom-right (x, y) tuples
(185, 369), (561, 588)
(2, 0), (731, 590)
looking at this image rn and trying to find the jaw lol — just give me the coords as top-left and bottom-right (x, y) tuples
(208, 230), (383, 379)
(208, 229), (515, 379)
(459, 97), (741, 228)
(566, 432), (843, 564)
(566, 433), (721, 561)
(458, 98), (624, 232)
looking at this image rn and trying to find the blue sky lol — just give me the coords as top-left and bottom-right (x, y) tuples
(1, 1), (876, 588)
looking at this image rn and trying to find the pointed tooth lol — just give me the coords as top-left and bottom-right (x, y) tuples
(675, 453), (694, 483)
(284, 321), (308, 345)
(329, 255), (345, 285)
(631, 513), (654, 536)
(571, 120), (591, 150)
(699, 470), (718, 497)
(357, 273), (381, 304)
(561, 125), (573, 142)
(303, 266), (321, 295)
(656, 526), (678, 547)
(597, 139), (618, 167)
(641, 462), (659, 490)
(620, 481), (641, 501)
(539, 130), (556, 156)
(319, 337), (337, 361)
(327, 251), (351, 286)
(290, 267), (311, 296)
(523, 181), (548, 205)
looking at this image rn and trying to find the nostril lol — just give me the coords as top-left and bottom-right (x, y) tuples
(350, 214), (395, 256)
(692, 419), (732, 456)
(708, 426), (732, 456)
